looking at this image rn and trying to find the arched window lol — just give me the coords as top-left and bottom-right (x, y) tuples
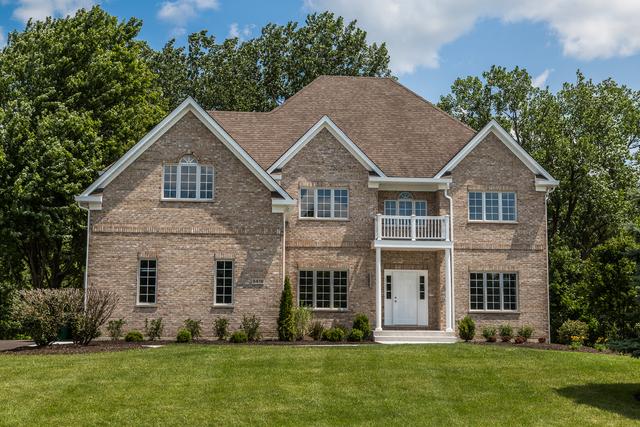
(384, 192), (427, 216)
(163, 155), (214, 200)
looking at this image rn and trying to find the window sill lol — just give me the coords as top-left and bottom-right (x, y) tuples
(469, 310), (520, 314)
(135, 303), (157, 308)
(298, 217), (350, 222)
(467, 220), (518, 225)
(212, 304), (234, 309)
(309, 308), (349, 312)
(161, 198), (214, 203)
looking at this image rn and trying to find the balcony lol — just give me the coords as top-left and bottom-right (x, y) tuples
(375, 214), (450, 242)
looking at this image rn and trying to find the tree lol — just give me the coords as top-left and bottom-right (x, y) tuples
(146, 12), (392, 111)
(277, 276), (294, 341)
(0, 6), (166, 289)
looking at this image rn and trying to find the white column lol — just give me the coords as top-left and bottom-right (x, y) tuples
(445, 247), (454, 332)
(375, 247), (382, 331)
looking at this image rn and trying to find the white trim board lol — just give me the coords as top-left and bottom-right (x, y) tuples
(267, 115), (385, 177)
(77, 97), (293, 208)
(435, 120), (559, 189)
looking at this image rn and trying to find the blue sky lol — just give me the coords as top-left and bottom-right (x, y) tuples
(1, 0), (640, 103)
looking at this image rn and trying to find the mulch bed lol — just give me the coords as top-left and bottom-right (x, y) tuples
(472, 340), (616, 355)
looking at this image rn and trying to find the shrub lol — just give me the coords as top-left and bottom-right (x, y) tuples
(176, 328), (192, 343)
(499, 324), (514, 342)
(184, 318), (202, 340)
(347, 328), (364, 342)
(292, 306), (312, 340)
(144, 318), (164, 341)
(482, 326), (497, 342)
(230, 330), (248, 343)
(607, 338), (640, 355)
(107, 319), (126, 341)
(15, 289), (76, 346)
(557, 320), (588, 345)
(517, 325), (534, 341)
(125, 330), (144, 342)
(514, 336), (526, 344)
(277, 276), (294, 341)
(68, 289), (119, 345)
(213, 317), (229, 340)
(457, 316), (476, 341)
(310, 321), (325, 341)
(352, 313), (372, 339)
(322, 327), (345, 342)
(241, 314), (262, 341)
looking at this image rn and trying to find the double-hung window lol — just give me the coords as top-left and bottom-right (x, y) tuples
(299, 188), (348, 219)
(469, 272), (518, 311)
(298, 270), (348, 309)
(468, 191), (516, 222)
(138, 259), (157, 305)
(163, 155), (214, 200)
(215, 260), (233, 305)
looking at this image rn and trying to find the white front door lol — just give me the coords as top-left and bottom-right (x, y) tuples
(384, 270), (428, 326)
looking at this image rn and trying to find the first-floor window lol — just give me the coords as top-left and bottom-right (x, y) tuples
(469, 272), (518, 311)
(298, 270), (348, 309)
(215, 260), (233, 305)
(138, 259), (157, 304)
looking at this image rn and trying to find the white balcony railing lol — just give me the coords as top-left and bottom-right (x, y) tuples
(375, 214), (450, 241)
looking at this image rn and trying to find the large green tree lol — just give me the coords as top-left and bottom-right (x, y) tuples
(0, 6), (166, 289)
(146, 12), (392, 111)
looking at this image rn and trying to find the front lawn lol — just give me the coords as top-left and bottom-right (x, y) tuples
(1, 344), (639, 426)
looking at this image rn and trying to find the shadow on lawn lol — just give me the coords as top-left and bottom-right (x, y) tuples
(556, 383), (640, 420)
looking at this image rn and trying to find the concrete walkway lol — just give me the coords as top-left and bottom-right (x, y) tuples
(0, 340), (32, 351)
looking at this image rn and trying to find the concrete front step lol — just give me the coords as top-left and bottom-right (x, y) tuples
(374, 330), (458, 344)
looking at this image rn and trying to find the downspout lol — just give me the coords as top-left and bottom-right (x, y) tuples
(78, 205), (91, 310)
(282, 212), (286, 285)
(443, 188), (455, 326)
(544, 187), (555, 342)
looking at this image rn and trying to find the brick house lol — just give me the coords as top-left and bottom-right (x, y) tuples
(76, 76), (558, 343)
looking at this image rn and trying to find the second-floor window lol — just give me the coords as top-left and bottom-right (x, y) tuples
(163, 155), (214, 200)
(300, 188), (348, 219)
(468, 191), (516, 222)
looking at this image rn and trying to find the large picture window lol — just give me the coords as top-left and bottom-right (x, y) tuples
(298, 270), (348, 309)
(215, 260), (233, 305)
(138, 259), (157, 305)
(469, 272), (518, 311)
(163, 155), (214, 200)
(299, 188), (348, 219)
(468, 192), (516, 222)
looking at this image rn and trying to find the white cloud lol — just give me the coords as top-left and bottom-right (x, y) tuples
(532, 69), (552, 88)
(12, 0), (95, 23)
(305, 0), (640, 74)
(157, 0), (219, 27)
(0, 27), (5, 48)
(228, 22), (253, 40)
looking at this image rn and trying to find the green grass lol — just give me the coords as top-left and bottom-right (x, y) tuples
(1, 344), (639, 426)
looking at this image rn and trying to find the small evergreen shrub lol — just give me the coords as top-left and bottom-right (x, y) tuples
(558, 320), (588, 345)
(125, 330), (144, 342)
(482, 326), (497, 342)
(607, 338), (640, 355)
(184, 318), (202, 340)
(176, 328), (192, 343)
(499, 324), (514, 342)
(457, 316), (476, 341)
(352, 313), (372, 339)
(213, 317), (229, 340)
(277, 276), (294, 341)
(292, 306), (312, 340)
(144, 318), (164, 341)
(347, 328), (364, 342)
(107, 319), (126, 340)
(517, 325), (534, 341)
(322, 327), (346, 342)
(310, 321), (325, 341)
(241, 314), (262, 341)
(230, 330), (248, 343)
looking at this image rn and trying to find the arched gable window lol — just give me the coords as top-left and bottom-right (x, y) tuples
(163, 155), (214, 200)
(384, 192), (427, 216)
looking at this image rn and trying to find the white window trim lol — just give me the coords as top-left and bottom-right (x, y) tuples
(213, 260), (234, 307)
(297, 270), (349, 311)
(383, 199), (428, 216)
(467, 191), (517, 223)
(299, 188), (349, 220)
(136, 258), (157, 307)
(161, 160), (214, 202)
(469, 271), (519, 313)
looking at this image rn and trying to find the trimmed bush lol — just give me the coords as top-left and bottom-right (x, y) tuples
(144, 318), (164, 341)
(241, 314), (262, 341)
(277, 276), (294, 341)
(15, 289), (75, 346)
(347, 328), (364, 342)
(322, 327), (346, 342)
(457, 316), (476, 341)
(292, 306), (312, 340)
(482, 326), (497, 342)
(517, 325), (534, 341)
(213, 317), (229, 340)
(125, 330), (144, 342)
(184, 318), (202, 340)
(107, 319), (126, 341)
(176, 328), (192, 343)
(352, 313), (372, 339)
(607, 338), (640, 356)
(310, 321), (324, 341)
(230, 330), (248, 343)
(499, 324), (514, 342)
(558, 320), (588, 345)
